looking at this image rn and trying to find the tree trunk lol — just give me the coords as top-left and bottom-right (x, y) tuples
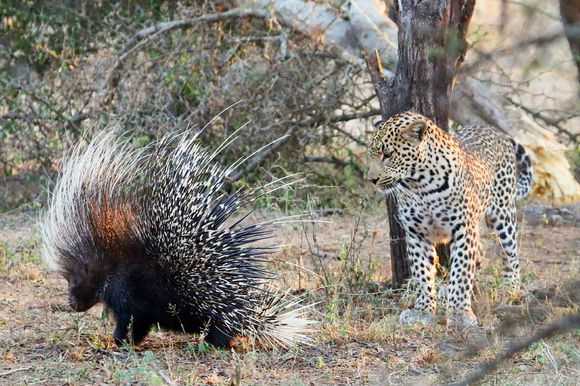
(559, 0), (580, 85)
(367, 0), (475, 287)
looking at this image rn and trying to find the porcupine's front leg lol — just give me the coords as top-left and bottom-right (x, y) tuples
(112, 312), (131, 345)
(112, 312), (152, 345)
(106, 282), (151, 345)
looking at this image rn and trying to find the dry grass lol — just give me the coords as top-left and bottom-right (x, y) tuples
(0, 209), (578, 385)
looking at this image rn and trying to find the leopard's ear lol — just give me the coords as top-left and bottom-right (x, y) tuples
(403, 119), (427, 143)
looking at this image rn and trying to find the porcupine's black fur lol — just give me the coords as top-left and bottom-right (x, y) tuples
(41, 129), (310, 347)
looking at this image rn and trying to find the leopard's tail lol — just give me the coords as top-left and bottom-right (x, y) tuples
(511, 139), (533, 200)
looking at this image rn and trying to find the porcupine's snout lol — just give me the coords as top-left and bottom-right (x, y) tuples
(68, 294), (78, 311)
(68, 281), (99, 312)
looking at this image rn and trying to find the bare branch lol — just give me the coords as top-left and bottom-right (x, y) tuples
(0, 367), (32, 377)
(325, 109), (381, 123)
(303, 155), (365, 177)
(505, 96), (578, 143)
(1, 82), (88, 135)
(365, 50), (391, 119)
(103, 8), (270, 105)
(227, 109), (378, 181)
(453, 310), (580, 386)
(227, 126), (295, 183)
(330, 124), (369, 147)
(0, 112), (92, 125)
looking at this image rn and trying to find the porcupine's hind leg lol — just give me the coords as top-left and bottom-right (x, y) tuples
(176, 312), (234, 347)
(205, 325), (234, 348)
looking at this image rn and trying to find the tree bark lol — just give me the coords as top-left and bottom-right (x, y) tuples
(367, 0), (475, 287)
(559, 0), (580, 85)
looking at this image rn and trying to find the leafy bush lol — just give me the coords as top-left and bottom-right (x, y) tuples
(0, 1), (376, 211)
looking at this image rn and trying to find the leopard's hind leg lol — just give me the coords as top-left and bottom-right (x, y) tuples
(485, 203), (521, 293)
(486, 158), (522, 293)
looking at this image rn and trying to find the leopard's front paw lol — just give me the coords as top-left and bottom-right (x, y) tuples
(448, 309), (478, 328)
(437, 284), (448, 309)
(399, 309), (434, 325)
(505, 280), (525, 299)
(502, 270), (522, 290)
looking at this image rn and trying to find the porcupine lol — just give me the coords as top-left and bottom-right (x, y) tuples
(40, 127), (312, 348)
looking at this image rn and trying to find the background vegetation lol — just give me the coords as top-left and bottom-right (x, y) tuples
(1, 0), (576, 212)
(0, 0), (381, 212)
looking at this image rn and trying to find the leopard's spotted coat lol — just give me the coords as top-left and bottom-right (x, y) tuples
(369, 111), (532, 326)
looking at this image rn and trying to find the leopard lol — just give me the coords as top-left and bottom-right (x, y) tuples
(368, 111), (532, 327)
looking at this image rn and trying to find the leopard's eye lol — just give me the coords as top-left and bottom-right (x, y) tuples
(382, 150), (393, 161)
(381, 143), (393, 160)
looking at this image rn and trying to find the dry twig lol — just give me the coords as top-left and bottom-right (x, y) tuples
(103, 8), (270, 105)
(452, 310), (580, 385)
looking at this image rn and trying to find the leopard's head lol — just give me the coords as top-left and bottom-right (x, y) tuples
(368, 111), (431, 192)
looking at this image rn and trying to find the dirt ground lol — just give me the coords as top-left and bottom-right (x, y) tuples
(0, 207), (578, 385)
